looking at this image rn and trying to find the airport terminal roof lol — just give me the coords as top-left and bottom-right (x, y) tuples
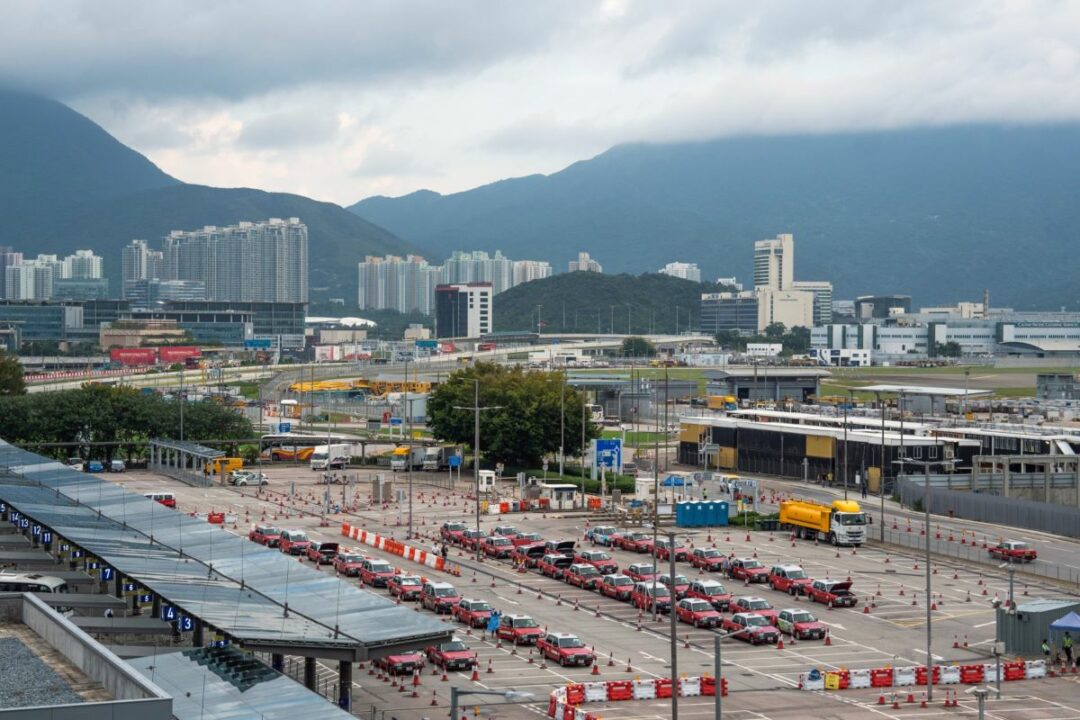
(0, 442), (450, 660)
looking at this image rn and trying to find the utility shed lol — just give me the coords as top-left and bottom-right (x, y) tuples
(998, 598), (1080, 655)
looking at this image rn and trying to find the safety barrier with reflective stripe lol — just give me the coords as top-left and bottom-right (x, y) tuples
(800, 659), (1072, 691)
(341, 523), (445, 572)
(548, 676), (726, 717)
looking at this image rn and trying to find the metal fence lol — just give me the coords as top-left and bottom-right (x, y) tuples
(899, 476), (1080, 539)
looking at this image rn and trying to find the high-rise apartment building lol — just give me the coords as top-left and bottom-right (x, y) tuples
(568, 252), (603, 273)
(121, 240), (164, 298)
(443, 250), (514, 294)
(753, 233), (794, 290)
(357, 255), (438, 315)
(0, 248), (23, 299)
(659, 262), (702, 282)
(512, 260), (552, 286)
(435, 283), (492, 338)
(163, 218), (308, 303)
(5, 261), (54, 300)
(63, 250), (103, 279)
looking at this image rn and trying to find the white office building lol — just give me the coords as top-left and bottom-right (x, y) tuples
(791, 280), (833, 327)
(659, 262), (702, 282)
(5, 261), (54, 300)
(568, 252), (603, 273)
(435, 283), (493, 338)
(753, 233), (794, 291)
(63, 250), (103, 279)
(512, 260), (552, 286)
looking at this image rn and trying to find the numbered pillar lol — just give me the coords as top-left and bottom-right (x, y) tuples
(192, 618), (204, 648)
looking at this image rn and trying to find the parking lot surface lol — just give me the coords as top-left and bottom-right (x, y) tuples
(112, 464), (1080, 719)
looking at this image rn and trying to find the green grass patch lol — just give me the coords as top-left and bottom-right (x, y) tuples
(994, 387), (1035, 398)
(600, 429), (669, 446)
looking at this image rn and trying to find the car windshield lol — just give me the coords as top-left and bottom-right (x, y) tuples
(686, 601), (710, 612)
(513, 618), (538, 628)
(787, 570), (807, 579)
(651, 586), (671, 598)
(558, 637), (585, 648)
(343, 554), (364, 563)
(369, 562), (392, 573)
(700, 549), (720, 557)
(261, 527), (281, 535)
(498, 528), (518, 535)
(1010, 543), (1029, 550)
(703, 584), (727, 595)
(470, 602), (492, 611)
(446, 523), (465, 531)
(745, 600), (770, 610)
(744, 616), (768, 627)
(435, 587), (457, 597)
(441, 641), (467, 652)
(632, 566), (656, 575)
(791, 612), (815, 623)
(287, 532), (308, 541)
(672, 575), (689, 585)
(491, 538), (511, 546)
(591, 552), (611, 561)
(519, 533), (542, 540)
(742, 560), (762, 569)
(609, 577), (632, 586)
(579, 566), (600, 576)
(399, 576), (420, 585)
(838, 513), (867, 526)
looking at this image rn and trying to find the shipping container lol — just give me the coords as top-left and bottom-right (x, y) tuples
(110, 348), (157, 366)
(158, 346), (201, 364)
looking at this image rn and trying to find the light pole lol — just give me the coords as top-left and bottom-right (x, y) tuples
(842, 399), (849, 500)
(896, 452), (956, 703)
(559, 376), (565, 478)
(455, 379), (502, 562)
(713, 626), (749, 719)
(668, 529), (679, 720)
(450, 687), (533, 719)
(877, 390), (886, 542)
(404, 355), (413, 539)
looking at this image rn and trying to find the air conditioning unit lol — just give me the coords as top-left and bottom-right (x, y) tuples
(943, 446), (955, 460)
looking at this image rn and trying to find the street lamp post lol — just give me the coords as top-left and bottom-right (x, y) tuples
(559, 376), (565, 478)
(668, 529), (679, 720)
(455, 379), (502, 562)
(713, 626), (749, 719)
(404, 355), (412, 539)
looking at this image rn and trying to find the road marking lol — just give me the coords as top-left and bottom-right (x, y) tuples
(974, 620), (996, 628)
(912, 649), (945, 661)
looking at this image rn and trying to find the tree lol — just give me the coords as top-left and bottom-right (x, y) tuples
(763, 322), (787, 340)
(426, 363), (601, 467)
(0, 351), (25, 395)
(714, 330), (746, 352)
(621, 336), (656, 358)
(935, 341), (963, 358)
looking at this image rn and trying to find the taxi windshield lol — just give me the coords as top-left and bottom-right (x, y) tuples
(703, 584), (727, 595)
(398, 576), (420, 585)
(744, 616), (768, 627)
(513, 618), (538, 628)
(787, 570), (807, 579)
(558, 637), (585, 648)
(442, 641), (466, 652)
(686, 601), (710, 612)
(700, 549), (720, 557)
(609, 577), (632, 586)
(579, 566), (600, 576)
(369, 562), (392, 573)
(435, 587), (457, 597)
(791, 612), (815, 623)
(742, 559), (763, 569)
(746, 599), (770, 609)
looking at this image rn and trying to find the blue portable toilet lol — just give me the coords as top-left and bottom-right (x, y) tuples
(675, 501), (687, 527)
(714, 500), (730, 527)
(690, 501), (705, 528)
(701, 501), (716, 528)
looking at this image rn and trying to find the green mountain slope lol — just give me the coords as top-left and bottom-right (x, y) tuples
(493, 272), (733, 334)
(0, 88), (413, 300)
(352, 125), (1080, 308)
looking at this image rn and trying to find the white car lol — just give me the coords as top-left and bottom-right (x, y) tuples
(230, 471), (269, 486)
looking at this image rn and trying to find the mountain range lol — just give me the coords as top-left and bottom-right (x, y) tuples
(351, 124), (1080, 309)
(0, 88), (411, 300)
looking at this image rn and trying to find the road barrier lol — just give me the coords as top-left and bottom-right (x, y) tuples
(801, 659), (1061, 693)
(550, 677), (726, 718)
(341, 523), (446, 572)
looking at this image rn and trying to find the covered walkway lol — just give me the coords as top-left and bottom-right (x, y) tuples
(149, 439), (224, 487)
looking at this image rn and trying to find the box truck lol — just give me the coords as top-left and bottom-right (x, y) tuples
(391, 446), (426, 471)
(779, 499), (866, 547)
(310, 444), (351, 471)
(422, 446), (459, 471)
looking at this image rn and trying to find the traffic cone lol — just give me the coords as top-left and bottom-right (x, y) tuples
(430, 689), (439, 706)
(470, 667), (480, 682)
(906, 692), (915, 704)
(486, 658), (494, 674)
(825, 629), (832, 646)
(953, 635), (959, 649)
(608, 651), (615, 667)
(777, 637), (784, 650)
(878, 693), (886, 705)
(591, 662), (600, 676)
(626, 658), (633, 672)
(892, 693), (901, 709)
(920, 692), (927, 708)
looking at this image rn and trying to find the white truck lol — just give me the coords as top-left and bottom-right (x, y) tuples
(390, 446), (426, 471)
(310, 444), (351, 471)
(422, 446), (458, 471)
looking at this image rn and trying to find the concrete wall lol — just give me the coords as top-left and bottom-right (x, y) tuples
(0, 594), (173, 719)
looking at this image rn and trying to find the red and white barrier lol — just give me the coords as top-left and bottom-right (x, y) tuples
(341, 523), (446, 572)
(549, 677), (727, 718)
(802, 659), (1062, 692)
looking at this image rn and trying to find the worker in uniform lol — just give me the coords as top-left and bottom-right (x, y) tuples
(1064, 632), (1074, 665)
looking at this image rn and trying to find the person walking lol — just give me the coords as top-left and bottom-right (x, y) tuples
(1064, 632), (1074, 665)
(441, 543), (448, 561)
(1042, 638), (1052, 660)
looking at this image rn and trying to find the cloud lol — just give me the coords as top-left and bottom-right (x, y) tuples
(4, 1), (1079, 203)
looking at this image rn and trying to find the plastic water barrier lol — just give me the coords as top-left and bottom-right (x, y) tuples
(583, 682), (608, 702)
(798, 660), (1060, 692)
(548, 677), (725, 717)
(1026, 660), (1047, 679)
(848, 669), (872, 689)
(341, 522), (446, 572)
(894, 666), (917, 687)
(632, 679), (656, 700)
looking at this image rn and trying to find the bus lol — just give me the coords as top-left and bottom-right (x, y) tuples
(586, 404), (604, 423)
(0, 572), (70, 594)
(260, 433), (357, 462)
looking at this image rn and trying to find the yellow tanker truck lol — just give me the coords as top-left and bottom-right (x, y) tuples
(779, 499), (867, 547)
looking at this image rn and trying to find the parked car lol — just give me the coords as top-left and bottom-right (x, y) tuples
(574, 550), (618, 575)
(492, 525), (519, 537)
(480, 535), (514, 559)
(441, 522), (468, 544)
(537, 553), (573, 579)
(230, 470), (269, 487)
(988, 540), (1037, 563)
(728, 558), (768, 583)
(387, 574), (424, 601)
(426, 639), (477, 670)
(86, 461), (104, 473)
(658, 573), (691, 599)
(108, 459), (126, 472)
(543, 540), (577, 555)
(625, 563), (657, 583)
(334, 550), (366, 576)
(495, 614), (543, 645)
(599, 574), (634, 601)
(373, 651), (425, 676)
(306, 541), (338, 564)
(421, 582), (462, 614)
(617, 532), (653, 553)
(688, 547), (726, 571)
(653, 537), (688, 562)
(537, 632), (595, 667)
(687, 579), (732, 612)
(359, 559), (396, 587)
(767, 565), (813, 595)
(278, 530), (312, 556)
(460, 529), (486, 551)
(731, 596), (778, 625)
(631, 582), (672, 613)
(511, 543), (547, 568)
(452, 598), (494, 628)
(511, 532), (544, 547)
(563, 563), (602, 590)
(721, 613), (780, 645)
(806, 580), (858, 608)
(586, 525), (619, 546)
(675, 598), (722, 628)
(248, 525), (283, 548)
(776, 608), (828, 640)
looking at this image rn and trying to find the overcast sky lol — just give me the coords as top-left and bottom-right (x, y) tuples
(4, 1), (1080, 205)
